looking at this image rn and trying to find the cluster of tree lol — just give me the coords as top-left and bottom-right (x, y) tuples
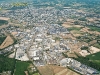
(0, 55), (16, 74)
(0, 34), (6, 45)
(74, 21), (80, 25)
(81, 46), (89, 50)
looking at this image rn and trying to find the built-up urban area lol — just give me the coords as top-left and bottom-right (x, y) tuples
(0, 1), (100, 75)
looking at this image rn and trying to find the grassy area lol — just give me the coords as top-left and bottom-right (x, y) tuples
(93, 43), (100, 49)
(33, 73), (39, 75)
(54, 37), (60, 41)
(68, 27), (82, 31)
(86, 52), (100, 69)
(87, 26), (100, 32)
(0, 7), (2, 10)
(87, 52), (100, 60)
(14, 61), (30, 75)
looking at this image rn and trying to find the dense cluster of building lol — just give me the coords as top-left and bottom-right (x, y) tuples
(60, 58), (99, 75)
(14, 24), (70, 65)
(0, 2), (100, 75)
(0, 3), (84, 27)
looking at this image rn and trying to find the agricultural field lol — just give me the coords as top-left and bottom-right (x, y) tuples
(38, 65), (79, 75)
(14, 61), (30, 75)
(0, 36), (14, 49)
(33, 73), (39, 75)
(87, 26), (100, 32)
(86, 52), (100, 65)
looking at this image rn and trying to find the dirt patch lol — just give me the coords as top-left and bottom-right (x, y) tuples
(0, 17), (9, 21)
(80, 27), (90, 33)
(70, 30), (83, 37)
(11, 32), (18, 38)
(0, 25), (9, 29)
(89, 46), (100, 54)
(79, 50), (90, 57)
(8, 52), (15, 58)
(66, 52), (78, 58)
(0, 36), (14, 49)
(74, 25), (83, 28)
(62, 19), (75, 28)
(24, 71), (29, 75)
(77, 9), (86, 13)
(87, 18), (95, 22)
(62, 22), (73, 28)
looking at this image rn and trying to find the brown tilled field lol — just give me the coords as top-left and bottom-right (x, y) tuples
(0, 36), (14, 49)
(70, 30), (83, 37)
(37, 66), (54, 75)
(61, 34), (76, 40)
(0, 17), (9, 21)
(80, 27), (100, 35)
(38, 65), (79, 75)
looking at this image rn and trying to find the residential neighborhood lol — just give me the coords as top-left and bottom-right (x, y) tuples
(0, 0), (100, 75)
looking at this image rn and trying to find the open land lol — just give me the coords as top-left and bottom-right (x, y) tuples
(0, 36), (14, 49)
(38, 65), (79, 75)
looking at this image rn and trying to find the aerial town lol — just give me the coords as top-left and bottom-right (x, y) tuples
(0, 0), (100, 75)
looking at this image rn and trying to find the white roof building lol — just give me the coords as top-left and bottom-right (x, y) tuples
(35, 39), (42, 42)
(60, 58), (72, 67)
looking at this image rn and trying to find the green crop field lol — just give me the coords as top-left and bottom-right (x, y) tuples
(86, 52), (100, 65)
(86, 52), (100, 60)
(68, 27), (82, 31)
(14, 61), (30, 75)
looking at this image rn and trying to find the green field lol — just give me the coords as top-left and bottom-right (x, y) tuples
(86, 52), (100, 67)
(87, 26), (100, 32)
(68, 27), (82, 31)
(87, 52), (100, 60)
(86, 52), (100, 70)
(14, 61), (30, 75)
(33, 73), (39, 75)
(93, 43), (100, 49)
